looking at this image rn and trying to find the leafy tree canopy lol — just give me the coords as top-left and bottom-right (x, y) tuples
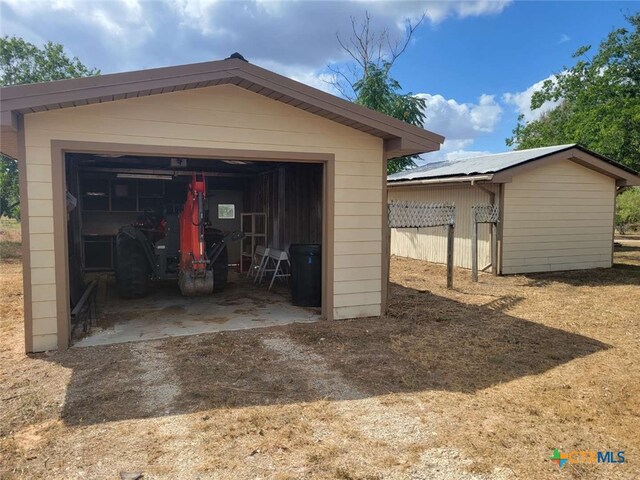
(616, 187), (640, 230)
(0, 36), (99, 219)
(330, 13), (428, 174)
(0, 156), (19, 219)
(0, 35), (99, 86)
(507, 13), (640, 172)
(353, 62), (427, 174)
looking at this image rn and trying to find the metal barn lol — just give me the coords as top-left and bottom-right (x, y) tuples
(388, 145), (639, 275)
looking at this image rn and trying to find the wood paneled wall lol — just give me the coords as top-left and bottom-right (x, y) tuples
(245, 163), (322, 251)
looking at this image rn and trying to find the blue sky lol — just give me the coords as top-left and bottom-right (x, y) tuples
(0, 0), (636, 161)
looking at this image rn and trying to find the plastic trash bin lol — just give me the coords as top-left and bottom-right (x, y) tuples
(289, 244), (321, 307)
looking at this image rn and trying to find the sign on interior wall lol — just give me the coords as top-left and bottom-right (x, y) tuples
(218, 204), (236, 219)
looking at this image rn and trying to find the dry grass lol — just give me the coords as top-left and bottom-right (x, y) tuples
(1, 221), (639, 479)
(0, 218), (21, 262)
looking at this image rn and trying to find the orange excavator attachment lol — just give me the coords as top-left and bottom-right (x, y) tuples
(178, 173), (214, 296)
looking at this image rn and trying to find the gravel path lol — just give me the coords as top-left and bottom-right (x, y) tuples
(262, 333), (514, 479)
(130, 341), (202, 478)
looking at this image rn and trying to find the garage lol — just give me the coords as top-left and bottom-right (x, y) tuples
(388, 144), (640, 274)
(0, 54), (444, 352)
(66, 152), (324, 346)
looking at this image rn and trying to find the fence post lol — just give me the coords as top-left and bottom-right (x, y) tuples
(447, 224), (454, 289)
(492, 222), (498, 276)
(388, 201), (456, 289)
(471, 212), (478, 282)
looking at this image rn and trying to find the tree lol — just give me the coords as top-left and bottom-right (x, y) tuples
(353, 63), (427, 173)
(507, 13), (640, 172)
(0, 36), (99, 219)
(330, 13), (427, 174)
(616, 187), (640, 233)
(0, 36), (99, 85)
(0, 156), (19, 219)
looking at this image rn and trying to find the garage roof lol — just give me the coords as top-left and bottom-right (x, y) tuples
(388, 144), (640, 187)
(0, 54), (444, 161)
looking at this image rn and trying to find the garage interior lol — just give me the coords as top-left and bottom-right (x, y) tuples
(64, 152), (324, 346)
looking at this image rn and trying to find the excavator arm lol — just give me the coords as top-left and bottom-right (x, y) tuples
(178, 173), (213, 296)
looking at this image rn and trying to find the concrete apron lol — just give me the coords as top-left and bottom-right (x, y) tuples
(74, 273), (319, 347)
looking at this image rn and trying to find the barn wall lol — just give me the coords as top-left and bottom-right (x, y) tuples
(387, 183), (498, 269)
(23, 84), (384, 351)
(245, 163), (323, 251)
(502, 159), (615, 274)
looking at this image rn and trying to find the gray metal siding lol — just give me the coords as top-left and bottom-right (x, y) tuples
(388, 184), (498, 269)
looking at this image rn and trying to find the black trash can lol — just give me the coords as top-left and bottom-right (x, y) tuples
(289, 244), (322, 307)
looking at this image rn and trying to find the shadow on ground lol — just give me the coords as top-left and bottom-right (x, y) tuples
(43, 281), (609, 427)
(523, 262), (640, 288)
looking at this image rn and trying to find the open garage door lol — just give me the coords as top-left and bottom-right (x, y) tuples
(64, 151), (325, 346)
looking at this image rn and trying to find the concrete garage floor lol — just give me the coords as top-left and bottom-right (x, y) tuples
(74, 271), (320, 347)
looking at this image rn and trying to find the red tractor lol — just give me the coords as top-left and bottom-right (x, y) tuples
(114, 173), (243, 298)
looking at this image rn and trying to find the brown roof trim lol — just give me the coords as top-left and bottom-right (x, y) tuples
(0, 57), (444, 159)
(490, 147), (640, 187)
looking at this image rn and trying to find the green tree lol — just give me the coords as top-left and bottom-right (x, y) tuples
(0, 36), (99, 85)
(353, 63), (426, 173)
(0, 36), (99, 219)
(0, 156), (19, 219)
(507, 13), (640, 171)
(330, 13), (427, 174)
(616, 187), (640, 233)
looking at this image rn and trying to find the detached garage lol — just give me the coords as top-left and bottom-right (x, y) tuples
(388, 144), (640, 275)
(0, 55), (444, 353)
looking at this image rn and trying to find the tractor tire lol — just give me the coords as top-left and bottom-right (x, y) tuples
(212, 245), (229, 292)
(115, 232), (151, 298)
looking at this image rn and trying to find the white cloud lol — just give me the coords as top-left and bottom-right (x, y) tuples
(0, 0), (512, 163)
(558, 33), (570, 44)
(257, 60), (339, 94)
(1, 0), (155, 70)
(418, 93), (503, 140)
(0, 0), (512, 75)
(418, 138), (495, 164)
(502, 75), (560, 122)
(413, 93), (502, 163)
(442, 148), (493, 161)
(435, 0), (511, 22)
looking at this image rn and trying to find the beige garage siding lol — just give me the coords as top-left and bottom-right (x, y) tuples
(388, 184), (498, 269)
(23, 84), (384, 351)
(501, 159), (615, 274)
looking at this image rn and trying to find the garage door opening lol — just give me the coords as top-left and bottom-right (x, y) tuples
(63, 151), (324, 346)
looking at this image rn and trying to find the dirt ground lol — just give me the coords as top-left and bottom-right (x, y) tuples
(1, 223), (639, 479)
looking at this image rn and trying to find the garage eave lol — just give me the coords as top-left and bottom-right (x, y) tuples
(0, 57), (444, 157)
(384, 137), (441, 160)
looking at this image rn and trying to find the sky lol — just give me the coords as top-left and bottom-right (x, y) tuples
(0, 0), (636, 162)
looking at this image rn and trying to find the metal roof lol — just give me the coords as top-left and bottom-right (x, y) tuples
(388, 144), (580, 181)
(387, 144), (640, 187)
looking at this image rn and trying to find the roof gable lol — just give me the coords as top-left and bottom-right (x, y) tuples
(0, 57), (443, 160)
(388, 144), (640, 187)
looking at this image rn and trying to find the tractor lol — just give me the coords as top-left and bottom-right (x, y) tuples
(114, 173), (244, 298)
